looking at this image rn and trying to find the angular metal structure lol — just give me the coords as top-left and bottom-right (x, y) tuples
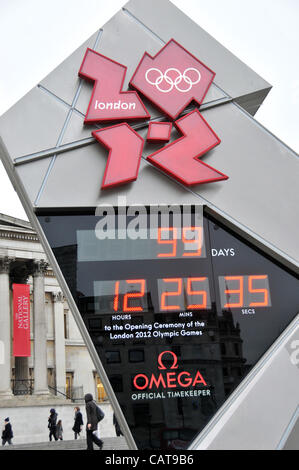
(0, 0), (298, 450)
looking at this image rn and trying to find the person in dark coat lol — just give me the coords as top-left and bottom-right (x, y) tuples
(48, 408), (58, 442)
(113, 413), (123, 437)
(85, 393), (103, 450)
(2, 418), (13, 446)
(56, 420), (63, 441)
(73, 406), (83, 439)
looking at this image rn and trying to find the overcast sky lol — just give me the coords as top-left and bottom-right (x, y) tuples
(0, 0), (298, 220)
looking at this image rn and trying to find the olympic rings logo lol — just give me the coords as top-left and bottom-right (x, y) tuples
(145, 67), (201, 93)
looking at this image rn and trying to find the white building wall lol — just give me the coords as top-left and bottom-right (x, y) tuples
(0, 401), (114, 445)
(46, 342), (55, 370)
(65, 346), (96, 398)
(45, 293), (54, 339)
(67, 310), (83, 342)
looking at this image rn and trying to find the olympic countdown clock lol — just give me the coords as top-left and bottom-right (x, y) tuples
(1, 0), (298, 451)
(38, 207), (299, 449)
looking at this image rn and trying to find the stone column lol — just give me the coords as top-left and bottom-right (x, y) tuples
(53, 291), (66, 395)
(0, 257), (14, 398)
(33, 259), (49, 395)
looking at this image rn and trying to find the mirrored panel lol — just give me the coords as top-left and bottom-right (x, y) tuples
(38, 207), (299, 450)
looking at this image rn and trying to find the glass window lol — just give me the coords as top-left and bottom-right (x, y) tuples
(105, 350), (121, 364)
(95, 375), (107, 402)
(129, 349), (145, 363)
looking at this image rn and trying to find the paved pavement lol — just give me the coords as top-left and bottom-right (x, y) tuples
(0, 436), (129, 450)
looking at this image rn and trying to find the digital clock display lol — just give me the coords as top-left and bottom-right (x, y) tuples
(77, 225), (206, 261)
(218, 275), (271, 309)
(94, 274), (271, 314)
(38, 207), (299, 450)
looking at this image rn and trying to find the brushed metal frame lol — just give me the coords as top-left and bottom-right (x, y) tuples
(0, 137), (138, 450)
(2, 126), (299, 450)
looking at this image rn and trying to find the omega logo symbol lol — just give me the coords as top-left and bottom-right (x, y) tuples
(145, 67), (201, 93)
(157, 350), (178, 370)
(133, 350), (207, 391)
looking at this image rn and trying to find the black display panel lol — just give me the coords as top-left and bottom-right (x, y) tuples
(38, 208), (299, 450)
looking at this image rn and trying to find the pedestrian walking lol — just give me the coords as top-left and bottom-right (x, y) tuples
(56, 420), (63, 441)
(2, 418), (13, 446)
(48, 408), (58, 442)
(73, 406), (83, 439)
(84, 393), (104, 450)
(113, 413), (123, 437)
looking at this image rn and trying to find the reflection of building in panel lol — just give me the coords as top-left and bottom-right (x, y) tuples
(53, 244), (78, 301)
(219, 310), (247, 397)
(82, 296), (247, 448)
(37, 209), (299, 450)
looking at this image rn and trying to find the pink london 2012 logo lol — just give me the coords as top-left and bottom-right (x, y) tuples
(78, 39), (228, 189)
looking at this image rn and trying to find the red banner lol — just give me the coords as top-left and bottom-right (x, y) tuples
(13, 284), (31, 357)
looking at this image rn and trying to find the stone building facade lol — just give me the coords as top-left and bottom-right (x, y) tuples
(0, 213), (107, 403)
